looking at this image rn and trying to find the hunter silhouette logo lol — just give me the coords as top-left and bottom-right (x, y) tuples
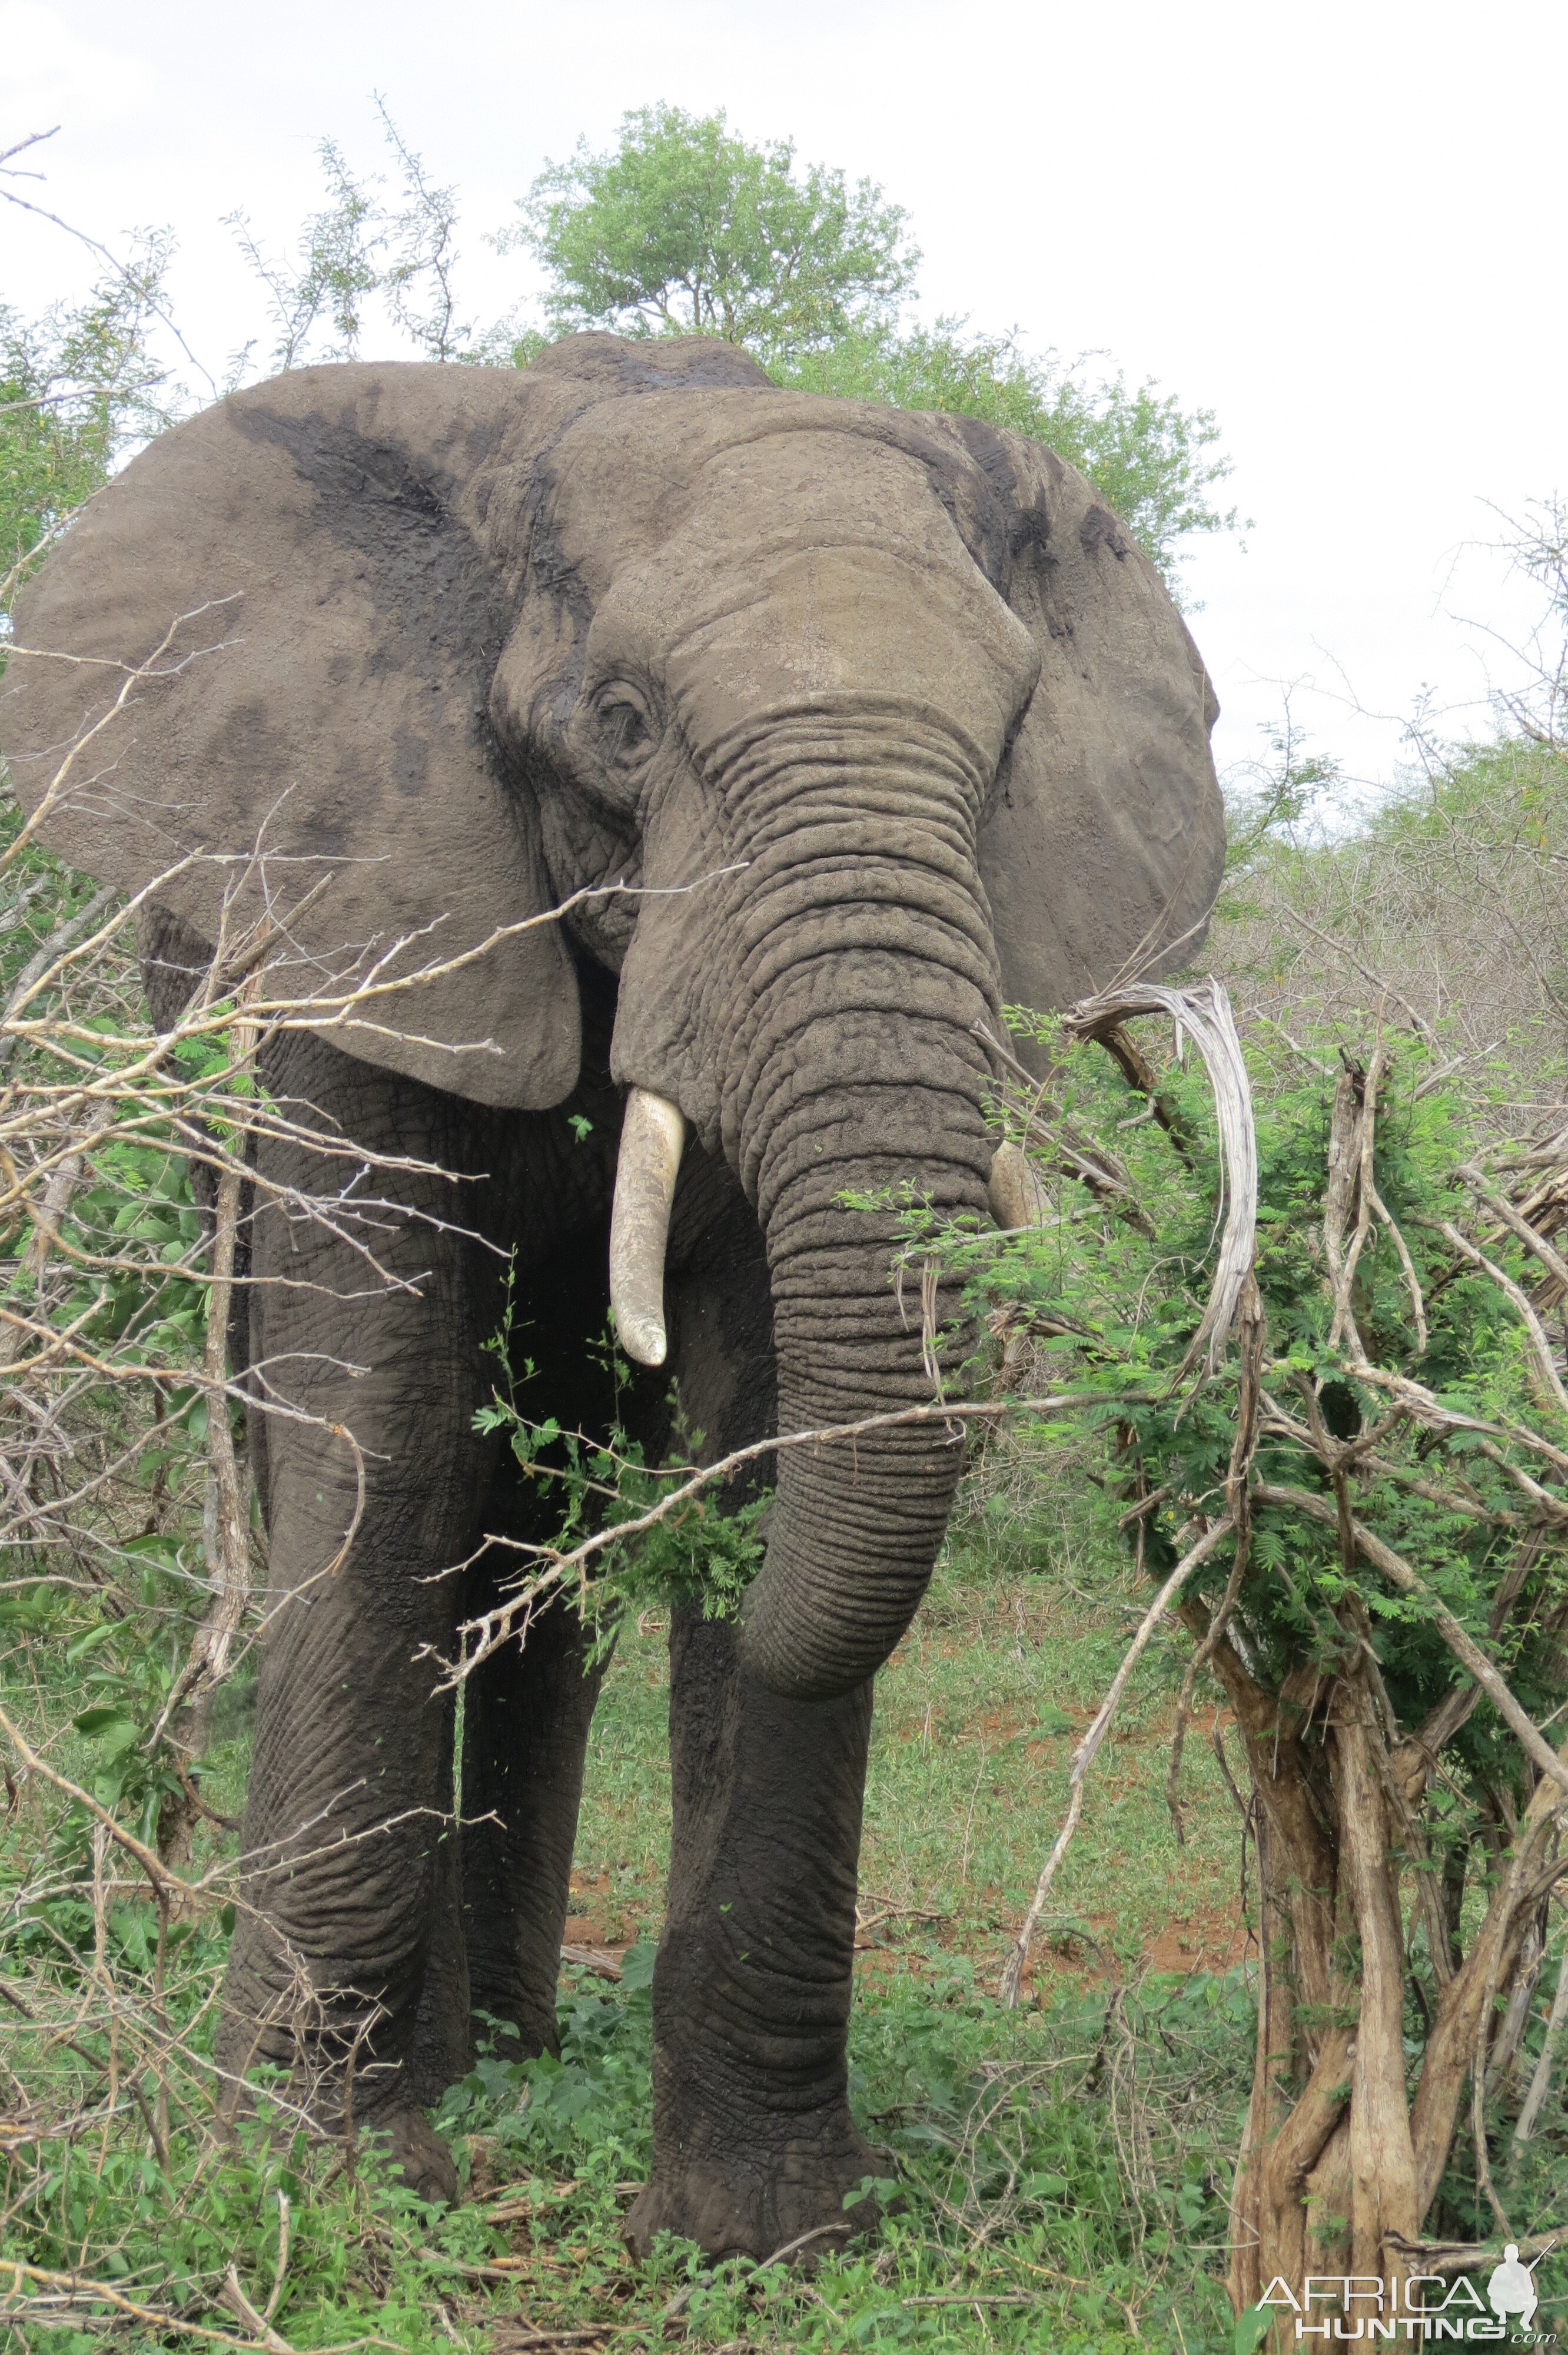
(1487, 2248), (1539, 2333)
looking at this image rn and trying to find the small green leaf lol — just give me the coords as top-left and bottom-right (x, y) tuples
(620, 1941), (657, 1992)
(65, 1622), (119, 1666)
(72, 1704), (126, 1734)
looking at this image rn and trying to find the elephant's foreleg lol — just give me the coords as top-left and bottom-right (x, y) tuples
(222, 1384), (483, 2198)
(218, 1033), (508, 2198)
(624, 1604), (880, 2263)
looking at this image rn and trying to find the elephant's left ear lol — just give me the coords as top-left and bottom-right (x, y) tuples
(0, 364), (581, 1109)
(935, 421), (1225, 1029)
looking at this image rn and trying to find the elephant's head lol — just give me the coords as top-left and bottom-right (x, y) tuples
(0, 334), (1222, 1698)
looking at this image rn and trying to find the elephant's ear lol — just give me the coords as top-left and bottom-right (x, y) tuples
(935, 420), (1225, 1031)
(0, 364), (580, 1109)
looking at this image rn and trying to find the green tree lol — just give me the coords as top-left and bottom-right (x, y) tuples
(226, 138), (386, 372)
(923, 987), (1568, 2311)
(0, 236), (173, 594)
(509, 102), (916, 360)
(226, 102), (484, 372)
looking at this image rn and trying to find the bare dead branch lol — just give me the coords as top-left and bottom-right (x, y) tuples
(1060, 978), (1257, 1381)
(998, 1514), (1235, 2006)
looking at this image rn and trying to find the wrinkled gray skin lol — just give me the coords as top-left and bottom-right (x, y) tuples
(1, 335), (1222, 2255)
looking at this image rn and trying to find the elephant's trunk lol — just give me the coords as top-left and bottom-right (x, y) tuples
(714, 726), (999, 1698)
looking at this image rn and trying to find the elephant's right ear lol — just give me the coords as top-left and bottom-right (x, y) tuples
(0, 364), (580, 1109)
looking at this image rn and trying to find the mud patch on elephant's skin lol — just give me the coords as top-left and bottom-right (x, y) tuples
(1079, 502), (1132, 563)
(229, 402), (509, 704)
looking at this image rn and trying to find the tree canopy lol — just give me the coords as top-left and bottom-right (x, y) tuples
(509, 102), (916, 360)
(3, 104), (1237, 597)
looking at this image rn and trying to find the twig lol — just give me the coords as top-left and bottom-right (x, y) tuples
(0, 1701), (185, 1902)
(151, 967), (264, 1747)
(999, 1515), (1234, 2005)
(0, 2260), (264, 2348)
(559, 1944), (622, 1982)
(441, 1389), (1122, 1684)
(1429, 1218), (1568, 1418)
(1274, 905), (1434, 1037)
(1516, 1935), (1568, 2144)
(0, 162), (218, 400)
(1333, 1044), (1388, 1352)
(1459, 1162), (1568, 1293)
(0, 886), (116, 1070)
(221, 2265), (294, 2353)
(1167, 1276), (1265, 1838)
(1366, 1171), (1429, 1353)
(264, 2191), (291, 2325)
(1384, 2228), (1563, 2281)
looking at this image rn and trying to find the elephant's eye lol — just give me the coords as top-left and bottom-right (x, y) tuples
(593, 682), (656, 780)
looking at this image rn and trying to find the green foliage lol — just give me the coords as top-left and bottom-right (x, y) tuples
(425, 1957), (1247, 2350)
(0, 239), (173, 591)
(1220, 694), (1344, 871)
(472, 1275), (769, 1641)
(1211, 708), (1568, 1104)
(497, 102), (1234, 582)
(227, 138), (383, 370)
(0, 790), (262, 1871)
(778, 320), (1237, 588)
(948, 1019), (1567, 1797)
(509, 102), (917, 361)
(5, 2045), (532, 2348)
(1, 1909), (1249, 2350)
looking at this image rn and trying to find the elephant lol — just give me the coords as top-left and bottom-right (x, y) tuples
(0, 331), (1223, 2254)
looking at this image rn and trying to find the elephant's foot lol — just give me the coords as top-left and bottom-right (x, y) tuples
(362, 2105), (459, 2206)
(623, 2110), (884, 2263)
(212, 2049), (459, 2205)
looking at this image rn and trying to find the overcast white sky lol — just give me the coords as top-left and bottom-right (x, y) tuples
(5, 0), (1564, 800)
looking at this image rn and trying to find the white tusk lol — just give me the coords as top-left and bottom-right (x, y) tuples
(988, 1141), (1050, 1232)
(610, 1087), (686, 1368)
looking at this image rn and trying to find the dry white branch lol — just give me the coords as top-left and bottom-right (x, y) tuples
(0, 2260), (278, 2349)
(1459, 1161), (1568, 1293)
(1060, 978), (1257, 1381)
(1514, 1930), (1568, 2145)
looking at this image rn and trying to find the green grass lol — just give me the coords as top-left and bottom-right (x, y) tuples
(2, 1482), (1260, 2350)
(4, 1956), (1251, 2351)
